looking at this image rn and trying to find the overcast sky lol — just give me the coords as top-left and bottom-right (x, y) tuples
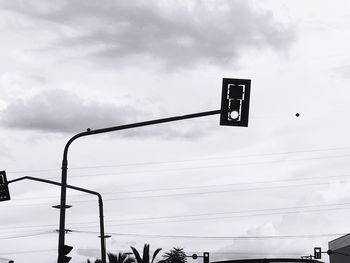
(1, 0), (350, 262)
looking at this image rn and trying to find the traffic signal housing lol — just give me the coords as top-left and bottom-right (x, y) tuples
(0, 170), (10, 202)
(220, 78), (251, 127)
(203, 252), (209, 263)
(314, 247), (322, 259)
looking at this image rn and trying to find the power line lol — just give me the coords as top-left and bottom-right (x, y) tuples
(0, 230), (54, 240)
(1, 248), (56, 255)
(0, 180), (334, 207)
(92, 180), (345, 201)
(103, 201), (350, 222)
(71, 230), (347, 240)
(1, 178), (349, 208)
(8, 172), (350, 202)
(2, 201), (350, 232)
(8, 145), (350, 174)
(55, 152), (350, 180)
(86, 206), (350, 227)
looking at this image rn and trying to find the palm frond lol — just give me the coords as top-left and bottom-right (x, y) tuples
(125, 254), (136, 263)
(131, 246), (143, 263)
(143, 244), (150, 263)
(151, 248), (162, 263)
(118, 252), (129, 263)
(108, 253), (119, 263)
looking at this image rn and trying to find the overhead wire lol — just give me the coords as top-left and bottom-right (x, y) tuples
(46, 152), (350, 180)
(2, 178), (350, 208)
(0, 248), (56, 255)
(7, 145), (350, 175)
(76, 206), (350, 228)
(7, 172), (350, 202)
(71, 230), (348, 240)
(3, 147), (350, 244)
(2, 200), (350, 232)
(0, 230), (55, 240)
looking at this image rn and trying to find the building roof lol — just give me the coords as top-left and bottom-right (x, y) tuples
(329, 234), (350, 251)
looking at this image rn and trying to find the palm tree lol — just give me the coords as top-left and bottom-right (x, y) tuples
(163, 247), (187, 263)
(108, 252), (136, 263)
(130, 244), (162, 263)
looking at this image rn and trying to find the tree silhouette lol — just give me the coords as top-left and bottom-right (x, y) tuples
(108, 252), (135, 263)
(163, 247), (187, 263)
(131, 244), (162, 263)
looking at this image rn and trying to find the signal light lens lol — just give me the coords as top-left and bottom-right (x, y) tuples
(230, 111), (239, 120)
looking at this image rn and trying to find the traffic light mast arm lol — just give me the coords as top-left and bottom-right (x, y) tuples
(58, 109), (221, 262)
(7, 176), (107, 263)
(64, 109), (222, 156)
(8, 176), (101, 196)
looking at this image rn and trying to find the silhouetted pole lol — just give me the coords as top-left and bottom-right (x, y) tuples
(7, 176), (107, 263)
(57, 109), (221, 263)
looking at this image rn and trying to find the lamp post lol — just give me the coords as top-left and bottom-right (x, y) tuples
(7, 176), (109, 263)
(57, 78), (251, 263)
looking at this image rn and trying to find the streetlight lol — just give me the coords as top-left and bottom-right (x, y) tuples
(6, 176), (109, 263)
(57, 78), (251, 263)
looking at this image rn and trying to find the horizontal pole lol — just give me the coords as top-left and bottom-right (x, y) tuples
(65, 109), (221, 148)
(8, 176), (101, 198)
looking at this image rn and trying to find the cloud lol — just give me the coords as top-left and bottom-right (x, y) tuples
(0, 144), (12, 160)
(334, 64), (350, 77)
(0, 89), (142, 133)
(0, 89), (213, 138)
(2, 0), (296, 69)
(213, 222), (312, 261)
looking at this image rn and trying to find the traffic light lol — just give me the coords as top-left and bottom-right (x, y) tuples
(314, 247), (322, 259)
(60, 244), (73, 263)
(203, 252), (209, 263)
(220, 78), (251, 127)
(0, 170), (10, 202)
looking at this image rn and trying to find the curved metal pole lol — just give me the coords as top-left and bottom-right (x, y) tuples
(8, 176), (107, 263)
(58, 109), (221, 263)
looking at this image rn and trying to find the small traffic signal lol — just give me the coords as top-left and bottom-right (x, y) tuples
(220, 78), (251, 127)
(203, 252), (209, 263)
(60, 244), (73, 263)
(314, 247), (322, 259)
(0, 171), (10, 202)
